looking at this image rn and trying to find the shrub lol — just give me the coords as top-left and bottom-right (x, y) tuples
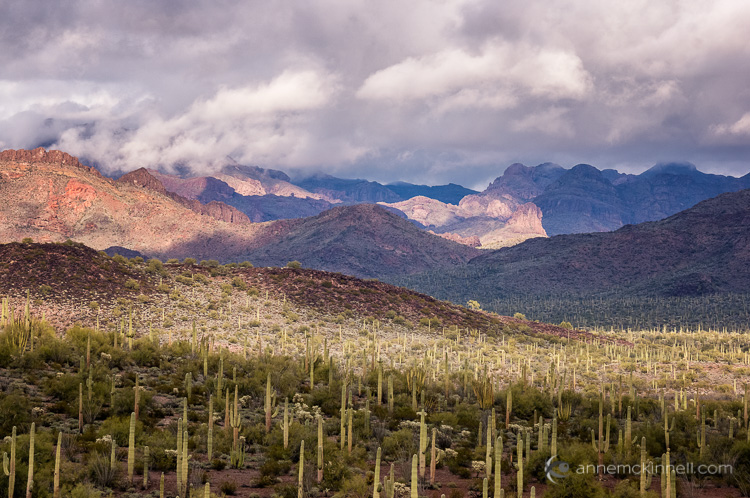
(220, 480), (238, 495)
(70, 482), (102, 498)
(124, 279), (140, 290)
(232, 277), (248, 290)
(286, 261), (302, 269)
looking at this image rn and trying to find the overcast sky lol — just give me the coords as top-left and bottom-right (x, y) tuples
(1, 0), (749, 189)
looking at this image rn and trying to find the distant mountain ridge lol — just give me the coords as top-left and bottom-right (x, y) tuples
(492, 161), (750, 235)
(395, 188), (750, 302)
(4, 146), (749, 249)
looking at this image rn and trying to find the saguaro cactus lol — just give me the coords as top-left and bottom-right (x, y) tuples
(494, 436), (502, 498)
(317, 415), (324, 483)
(265, 373), (276, 433)
(5, 426), (16, 497)
(516, 436), (523, 498)
(53, 432), (61, 498)
(430, 428), (437, 485)
(411, 454), (418, 498)
(128, 412), (136, 482)
(374, 447), (382, 498)
(26, 422), (34, 498)
(418, 410), (427, 478)
(639, 437), (650, 496)
(298, 440), (305, 498)
(284, 398), (290, 449)
(207, 395), (214, 461)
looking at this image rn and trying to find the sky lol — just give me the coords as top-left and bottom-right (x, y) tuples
(1, 0), (749, 189)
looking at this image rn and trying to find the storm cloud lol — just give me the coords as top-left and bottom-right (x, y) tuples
(1, 0), (749, 187)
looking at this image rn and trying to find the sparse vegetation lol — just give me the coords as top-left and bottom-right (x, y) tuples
(0, 242), (748, 498)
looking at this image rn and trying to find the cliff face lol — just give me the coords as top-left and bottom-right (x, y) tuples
(382, 189), (548, 248)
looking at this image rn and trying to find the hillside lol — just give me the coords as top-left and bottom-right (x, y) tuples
(235, 203), (481, 278)
(0, 240), (579, 341)
(396, 188), (750, 303)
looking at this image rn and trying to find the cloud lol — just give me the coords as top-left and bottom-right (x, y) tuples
(356, 42), (591, 107)
(712, 113), (750, 136)
(0, 0), (749, 184)
(54, 69), (348, 172)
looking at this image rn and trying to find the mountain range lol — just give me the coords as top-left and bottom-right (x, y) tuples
(108, 156), (750, 248)
(0, 148), (477, 278)
(395, 187), (750, 301)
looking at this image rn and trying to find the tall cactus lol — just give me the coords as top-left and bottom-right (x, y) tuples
(374, 447), (382, 498)
(317, 415), (324, 483)
(176, 419), (182, 497)
(298, 440), (305, 498)
(78, 382), (83, 433)
(207, 395), (214, 461)
(516, 436), (523, 498)
(53, 432), (61, 498)
(494, 436), (502, 498)
(26, 422), (34, 498)
(418, 410), (427, 478)
(181, 429), (189, 496)
(6, 426), (16, 498)
(377, 363), (383, 406)
(284, 398), (290, 449)
(265, 373), (276, 433)
(128, 412), (136, 482)
(410, 454), (418, 498)
(639, 436), (650, 496)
